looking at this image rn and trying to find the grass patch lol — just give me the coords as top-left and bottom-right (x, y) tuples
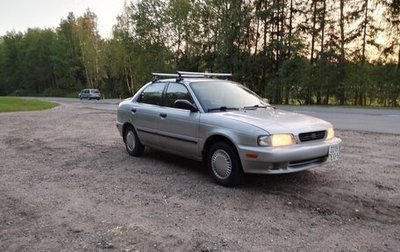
(0, 97), (58, 113)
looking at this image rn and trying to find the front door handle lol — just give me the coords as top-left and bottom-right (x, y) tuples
(131, 108), (136, 114)
(160, 113), (167, 118)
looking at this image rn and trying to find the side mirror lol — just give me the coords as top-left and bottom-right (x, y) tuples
(175, 99), (198, 112)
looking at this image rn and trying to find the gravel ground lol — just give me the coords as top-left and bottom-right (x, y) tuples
(0, 104), (399, 252)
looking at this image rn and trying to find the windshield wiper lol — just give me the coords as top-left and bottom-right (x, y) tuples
(243, 104), (275, 110)
(207, 106), (239, 112)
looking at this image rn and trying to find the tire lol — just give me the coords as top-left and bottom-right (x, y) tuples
(123, 126), (144, 156)
(207, 142), (242, 187)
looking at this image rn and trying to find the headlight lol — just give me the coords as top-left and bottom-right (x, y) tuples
(326, 128), (335, 140)
(258, 134), (296, 147)
(271, 134), (296, 147)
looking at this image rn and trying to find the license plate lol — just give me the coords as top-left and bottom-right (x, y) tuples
(328, 144), (340, 161)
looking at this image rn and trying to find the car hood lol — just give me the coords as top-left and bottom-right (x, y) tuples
(218, 108), (332, 134)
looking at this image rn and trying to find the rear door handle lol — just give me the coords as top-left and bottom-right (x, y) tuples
(131, 108), (136, 113)
(160, 113), (167, 118)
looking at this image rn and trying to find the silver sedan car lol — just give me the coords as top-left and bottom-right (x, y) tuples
(116, 72), (341, 186)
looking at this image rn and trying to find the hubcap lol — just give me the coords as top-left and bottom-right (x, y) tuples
(126, 131), (136, 151)
(211, 149), (232, 180)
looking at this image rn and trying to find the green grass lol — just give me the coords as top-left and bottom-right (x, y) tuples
(0, 97), (58, 113)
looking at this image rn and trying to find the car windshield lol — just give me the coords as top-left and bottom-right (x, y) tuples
(190, 81), (267, 112)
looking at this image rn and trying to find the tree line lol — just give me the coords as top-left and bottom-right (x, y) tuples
(0, 0), (399, 106)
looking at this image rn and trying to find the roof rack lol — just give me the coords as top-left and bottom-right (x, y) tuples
(177, 71), (232, 78)
(152, 71), (232, 82)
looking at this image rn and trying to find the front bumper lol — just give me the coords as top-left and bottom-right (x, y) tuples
(238, 137), (342, 174)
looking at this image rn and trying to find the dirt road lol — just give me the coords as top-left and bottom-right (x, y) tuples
(0, 104), (399, 251)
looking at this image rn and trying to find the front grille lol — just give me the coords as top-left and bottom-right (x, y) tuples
(299, 130), (326, 142)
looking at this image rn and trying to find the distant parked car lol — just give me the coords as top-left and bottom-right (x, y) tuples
(116, 71), (342, 187)
(79, 89), (101, 100)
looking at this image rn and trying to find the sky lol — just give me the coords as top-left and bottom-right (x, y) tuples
(0, 0), (126, 38)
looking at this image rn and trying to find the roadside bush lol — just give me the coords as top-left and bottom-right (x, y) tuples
(41, 88), (78, 98)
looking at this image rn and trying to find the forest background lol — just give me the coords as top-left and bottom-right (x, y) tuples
(0, 0), (399, 106)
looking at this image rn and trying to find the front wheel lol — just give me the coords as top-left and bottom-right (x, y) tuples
(123, 126), (144, 156)
(207, 142), (242, 187)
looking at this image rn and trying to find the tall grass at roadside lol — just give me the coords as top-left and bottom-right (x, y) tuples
(0, 97), (58, 112)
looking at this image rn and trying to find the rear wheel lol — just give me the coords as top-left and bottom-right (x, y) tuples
(207, 142), (242, 187)
(123, 126), (144, 156)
